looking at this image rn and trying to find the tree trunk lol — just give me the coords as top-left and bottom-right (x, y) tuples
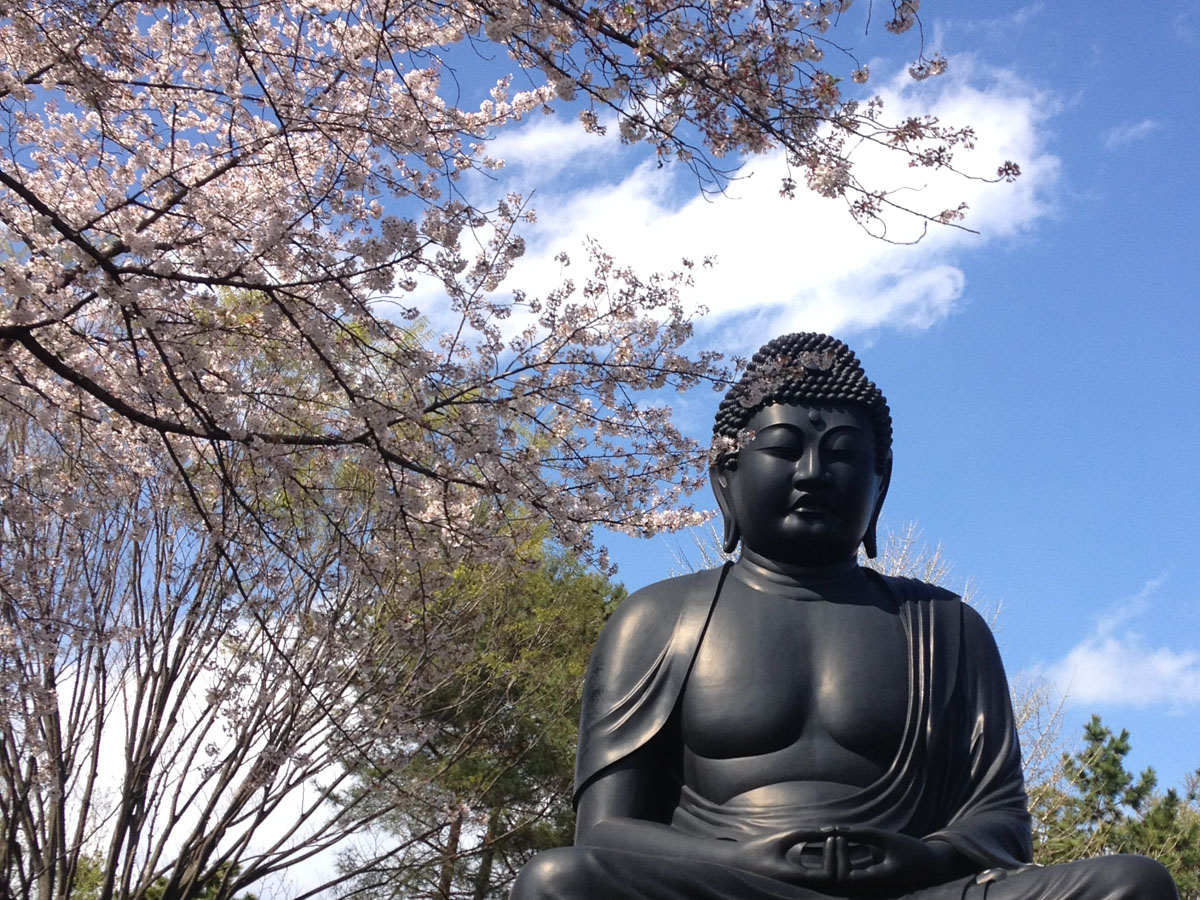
(438, 805), (464, 900)
(471, 807), (501, 900)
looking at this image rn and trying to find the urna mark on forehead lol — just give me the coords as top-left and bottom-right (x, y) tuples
(711, 332), (893, 474)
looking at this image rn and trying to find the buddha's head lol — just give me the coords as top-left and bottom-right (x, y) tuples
(710, 333), (893, 565)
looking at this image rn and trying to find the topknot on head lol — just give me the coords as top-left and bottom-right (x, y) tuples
(712, 332), (892, 473)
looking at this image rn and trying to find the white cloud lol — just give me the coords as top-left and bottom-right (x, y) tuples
(424, 56), (1060, 352)
(1044, 637), (1200, 710)
(1037, 575), (1200, 711)
(1103, 118), (1163, 149)
(488, 112), (621, 179)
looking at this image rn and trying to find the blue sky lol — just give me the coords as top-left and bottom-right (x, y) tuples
(436, 3), (1200, 791)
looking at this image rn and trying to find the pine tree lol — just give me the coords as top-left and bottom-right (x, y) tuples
(339, 546), (622, 900)
(1032, 716), (1200, 900)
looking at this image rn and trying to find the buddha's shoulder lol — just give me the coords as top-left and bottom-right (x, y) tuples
(872, 572), (996, 641)
(872, 571), (961, 605)
(592, 568), (723, 660)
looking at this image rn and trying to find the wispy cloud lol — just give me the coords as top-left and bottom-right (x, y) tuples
(1103, 118), (1163, 149)
(489, 112), (622, 180)
(1092, 572), (1167, 634)
(1037, 575), (1200, 711)
(1173, 9), (1196, 43)
(956, 4), (1046, 38)
(427, 57), (1060, 352)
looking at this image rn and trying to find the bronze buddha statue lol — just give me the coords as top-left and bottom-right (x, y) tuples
(512, 333), (1177, 900)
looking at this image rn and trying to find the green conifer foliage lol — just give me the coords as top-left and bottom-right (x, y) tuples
(1032, 715), (1200, 900)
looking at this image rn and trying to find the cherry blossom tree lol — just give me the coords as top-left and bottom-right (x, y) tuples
(0, 0), (1007, 579)
(0, 1), (1014, 897)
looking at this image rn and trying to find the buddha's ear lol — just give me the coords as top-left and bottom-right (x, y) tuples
(863, 453), (893, 560)
(709, 462), (741, 555)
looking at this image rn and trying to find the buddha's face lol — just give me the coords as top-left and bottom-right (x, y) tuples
(714, 402), (887, 567)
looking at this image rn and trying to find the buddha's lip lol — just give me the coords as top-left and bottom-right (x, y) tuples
(790, 493), (832, 511)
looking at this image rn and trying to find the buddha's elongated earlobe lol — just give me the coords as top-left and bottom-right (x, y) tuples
(863, 454), (893, 560)
(722, 517), (741, 555)
(863, 521), (879, 560)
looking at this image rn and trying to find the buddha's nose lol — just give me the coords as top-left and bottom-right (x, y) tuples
(794, 449), (823, 483)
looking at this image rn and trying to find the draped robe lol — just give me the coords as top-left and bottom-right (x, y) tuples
(574, 564), (1032, 870)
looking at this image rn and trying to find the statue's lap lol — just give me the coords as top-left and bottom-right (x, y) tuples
(513, 846), (1176, 900)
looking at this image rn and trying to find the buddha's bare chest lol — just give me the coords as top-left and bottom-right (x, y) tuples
(679, 586), (910, 791)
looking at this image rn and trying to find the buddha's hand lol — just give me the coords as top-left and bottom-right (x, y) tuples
(812, 826), (961, 886)
(731, 830), (841, 884)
